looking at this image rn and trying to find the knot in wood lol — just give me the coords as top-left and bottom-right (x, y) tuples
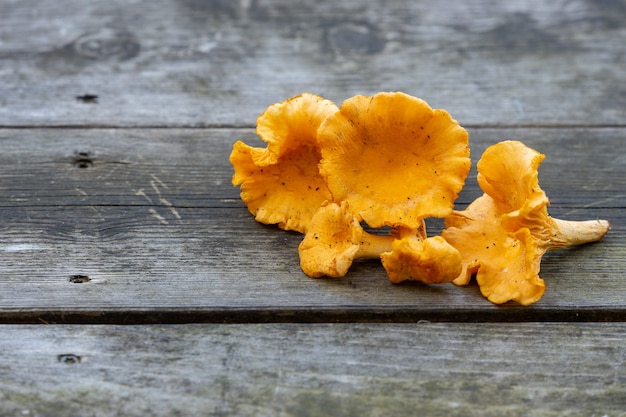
(57, 354), (81, 364)
(72, 151), (93, 168)
(72, 28), (140, 61)
(68, 274), (91, 283)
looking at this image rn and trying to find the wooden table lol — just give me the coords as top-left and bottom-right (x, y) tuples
(1, 1), (624, 415)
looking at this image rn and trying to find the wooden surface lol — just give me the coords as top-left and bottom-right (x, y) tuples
(1, 127), (624, 323)
(2, 0), (625, 127)
(1, 1), (625, 415)
(2, 323), (625, 416)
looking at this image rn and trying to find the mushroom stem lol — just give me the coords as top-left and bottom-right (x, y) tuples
(355, 233), (394, 259)
(547, 218), (611, 250)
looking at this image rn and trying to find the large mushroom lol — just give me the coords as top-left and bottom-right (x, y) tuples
(442, 140), (610, 305)
(318, 92), (471, 229)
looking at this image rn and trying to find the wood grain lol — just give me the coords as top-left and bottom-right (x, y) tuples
(1, 323), (624, 416)
(1, 127), (623, 323)
(1, 0), (624, 127)
(2, 2), (625, 415)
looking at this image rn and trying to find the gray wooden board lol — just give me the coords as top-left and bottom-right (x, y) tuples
(0, 323), (624, 416)
(0, 127), (623, 322)
(1, 0), (625, 127)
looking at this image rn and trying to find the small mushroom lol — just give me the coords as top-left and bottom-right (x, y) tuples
(298, 201), (396, 278)
(442, 140), (610, 305)
(380, 235), (463, 284)
(230, 93), (338, 233)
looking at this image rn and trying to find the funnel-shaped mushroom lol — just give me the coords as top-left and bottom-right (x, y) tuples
(230, 93), (338, 233)
(318, 92), (471, 229)
(443, 140), (610, 305)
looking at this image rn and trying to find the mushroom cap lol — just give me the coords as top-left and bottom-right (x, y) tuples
(380, 235), (463, 284)
(478, 141), (611, 249)
(254, 93), (339, 166)
(318, 92), (470, 229)
(298, 201), (363, 278)
(477, 140), (551, 237)
(230, 140), (332, 233)
(443, 194), (546, 305)
(230, 93), (338, 233)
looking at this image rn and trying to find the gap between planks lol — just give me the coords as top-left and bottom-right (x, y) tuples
(2, 306), (625, 325)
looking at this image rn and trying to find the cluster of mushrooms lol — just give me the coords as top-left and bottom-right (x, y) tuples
(230, 92), (610, 305)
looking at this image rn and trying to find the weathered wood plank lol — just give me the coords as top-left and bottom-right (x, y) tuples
(0, 323), (624, 416)
(1, 0), (624, 127)
(0, 128), (623, 322)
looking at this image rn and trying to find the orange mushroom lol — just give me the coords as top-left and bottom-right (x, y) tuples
(230, 93), (338, 233)
(380, 235), (463, 284)
(298, 201), (394, 278)
(299, 201), (463, 284)
(442, 140), (610, 305)
(317, 92), (471, 229)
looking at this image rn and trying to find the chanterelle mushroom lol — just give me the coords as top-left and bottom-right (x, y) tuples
(318, 92), (471, 229)
(442, 140), (610, 305)
(298, 201), (395, 278)
(230, 93), (338, 233)
(380, 234), (463, 284)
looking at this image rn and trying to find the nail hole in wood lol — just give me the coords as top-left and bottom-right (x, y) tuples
(57, 354), (81, 364)
(68, 274), (91, 283)
(76, 94), (98, 103)
(72, 151), (93, 168)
